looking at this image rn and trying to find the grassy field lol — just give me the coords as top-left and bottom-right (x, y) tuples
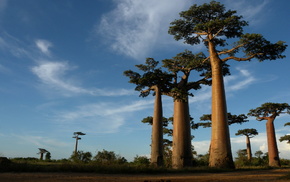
(1, 158), (290, 182)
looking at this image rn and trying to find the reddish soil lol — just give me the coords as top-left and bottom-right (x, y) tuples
(0, 169), (289, 182)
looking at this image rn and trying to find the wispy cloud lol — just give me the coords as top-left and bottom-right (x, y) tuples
(35, 39), (53, 56)
(31, 61), (133, 97)
(226, 67), (256, 91)
(188, 67), (256, 106)
(97, 0), (191, 60)
(0, 33), (133, 97)
(0, 33), (30, 58)
(13, 134), (69, 149)
(225, 0), (269, 25)
(97, 0), (269, 60)
(55, 99), (154, 133)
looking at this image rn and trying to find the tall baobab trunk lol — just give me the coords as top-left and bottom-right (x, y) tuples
(74, 138), (79, 155)
(172, 98), (192, 169)
(208, 39), (235, 168)
(246, 135), (252, 161)
(266, 118), (281, 167)
(151, 87), (163, 166)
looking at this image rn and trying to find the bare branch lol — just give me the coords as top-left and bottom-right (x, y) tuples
(218, 43), (245, 56)
(222, 54), (257, 62)
(257, 117), (268, 121)
(195, 32), (207, 35)
(211, 27), (226, 40)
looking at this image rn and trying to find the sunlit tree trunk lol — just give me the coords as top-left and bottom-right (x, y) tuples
(208, 39), (235, 169)
(172, 98), (192, 169)
(266, 118), (281, 167)
(246, 135), (252, 161)
(151, 87), (163, 166)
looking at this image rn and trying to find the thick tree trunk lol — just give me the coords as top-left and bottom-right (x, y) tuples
(266, 118), (281, 167)
(208, 39), (235, 169)
(151, 88), (163, 166)
(172, 99), (192, 169)
(246, 136), (252, 161)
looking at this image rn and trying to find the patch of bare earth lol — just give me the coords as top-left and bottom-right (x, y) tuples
(0, 169), (289, 182)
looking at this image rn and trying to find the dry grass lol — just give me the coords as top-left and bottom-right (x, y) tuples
(0, 168), (289, 182)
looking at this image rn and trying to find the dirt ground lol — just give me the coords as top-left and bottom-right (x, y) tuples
(1, 169), (289, 182)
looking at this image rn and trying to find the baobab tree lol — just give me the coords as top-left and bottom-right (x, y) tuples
(37, 148), (48, 160)
(73, 132), (86, 155)
(162, 50), (213, 169)
(248, 102), (290, 167)
(168, 1), (287, 168)
(124, 58), (172, 166)
(235, 128), (258, 161)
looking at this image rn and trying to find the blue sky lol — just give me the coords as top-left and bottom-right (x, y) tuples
(0, 0), (290, 161)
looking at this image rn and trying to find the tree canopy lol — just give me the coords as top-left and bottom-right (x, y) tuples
(248, 102), (290, 120)
(124, 58), (173, 97)
(169, 1), (287, 62)
(194, 113), (248, 129)
(235, 128), (258, 138)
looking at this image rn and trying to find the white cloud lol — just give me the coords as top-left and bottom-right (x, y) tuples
(224, 0), (269, 25)
(97, 1), (269, 60)
(35, 39), (53, 56)
(193, 140), (210, 155)
(187, 67), (256, 108)
(97, 0), (191, 60)
(55, 99), (154, 133)
(31, 61), (133, 97)
(226, 67), (256, 92)
(0, 34), (30, 57)
(13, 134), (69, 149)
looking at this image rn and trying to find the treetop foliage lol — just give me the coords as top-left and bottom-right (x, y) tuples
(168, 1), (287, 62)
(169, 1), (248, 46)
(194, 113), (248, 128)
(248, 102), (290, 120)
(235, 128), (258, 138)
(124, 50), (227, 101)
(124, 58), (173, 97)
(279, 135), (290, 143)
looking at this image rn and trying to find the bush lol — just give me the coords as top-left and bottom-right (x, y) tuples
(193, 153), (209, 167)
(132, 155), (150, 167)
(70, 151), (92, 163)
(93, 150), (127, 165)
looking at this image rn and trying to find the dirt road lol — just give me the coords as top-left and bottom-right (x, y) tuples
(1, 168), (289, 182)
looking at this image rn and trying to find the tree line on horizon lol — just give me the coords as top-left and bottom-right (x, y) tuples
(124, 0), (288, 169)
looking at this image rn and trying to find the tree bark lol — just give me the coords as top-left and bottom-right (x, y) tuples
(246, 135), (252, 161)
(266, 118), (281, 167)
(151, 87), (163, 166)
(172, 98), (192, 169)
(208, 38), (235, 169)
